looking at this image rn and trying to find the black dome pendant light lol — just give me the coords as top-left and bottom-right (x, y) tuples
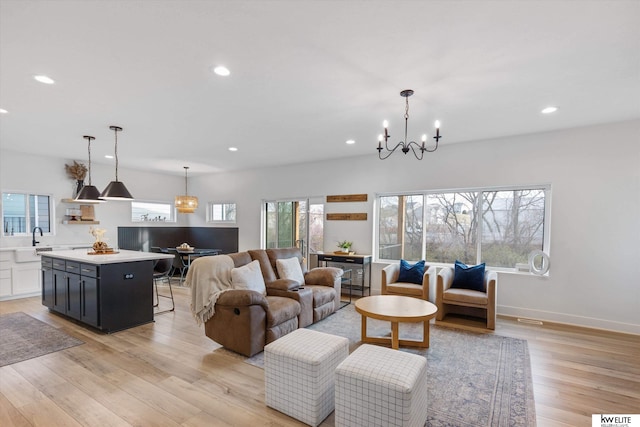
(100, 125), (134, 200)
(75, 135), (105, 202)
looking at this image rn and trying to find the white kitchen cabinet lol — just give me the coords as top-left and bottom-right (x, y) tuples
(0, 249), (42, 300)
(0, 251), (11, 297)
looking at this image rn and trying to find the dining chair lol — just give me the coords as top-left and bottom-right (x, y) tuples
(167, 248), (189, 284)
(153, 257), (174, 314)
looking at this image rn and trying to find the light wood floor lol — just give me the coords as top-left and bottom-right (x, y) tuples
(1, 286), (638, 427)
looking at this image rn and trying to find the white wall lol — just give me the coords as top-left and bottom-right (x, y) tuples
(0, 150), (189, 249)
(2, 120), (638, 334)
(188, 120), (640, 334)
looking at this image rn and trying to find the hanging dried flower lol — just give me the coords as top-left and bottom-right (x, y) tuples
(65, 160), (88, 180)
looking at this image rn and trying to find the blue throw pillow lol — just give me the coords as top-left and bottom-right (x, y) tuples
(397, 259), (425, 285)
(451, 260), (485, 292)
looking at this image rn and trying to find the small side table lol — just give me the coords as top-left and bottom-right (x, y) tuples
(317, 253), (372, 298)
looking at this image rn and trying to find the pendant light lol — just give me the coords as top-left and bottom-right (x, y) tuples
(175, 166), (198, 213)
(100, 125), (134, 200)
(75, 135), (105, 202)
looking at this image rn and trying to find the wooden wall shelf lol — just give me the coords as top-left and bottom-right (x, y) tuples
(326, 213), (367, 221)
(326, 194), (368, 203)
(61, 198), (102, 204)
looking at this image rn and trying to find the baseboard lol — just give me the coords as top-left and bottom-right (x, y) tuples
(498, 304), (640, 336)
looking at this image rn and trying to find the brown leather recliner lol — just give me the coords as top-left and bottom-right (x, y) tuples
(257, 248), (343, 322)
(204, 249), (343, 357)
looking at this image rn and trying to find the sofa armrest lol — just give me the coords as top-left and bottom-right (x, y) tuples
(268, 287), (314, 328)
(437, 266), (454, 295)
(381, 263), (400, 294)
(423, 265), (437, 301)
(266, 278), (300, 291)
(215, 289), (269, 310)
(304, 267), (343, 287)
(485, 270), (497, 300)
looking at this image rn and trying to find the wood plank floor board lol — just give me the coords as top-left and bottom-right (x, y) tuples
(1, 290), (638, 427)
(0, 392), (31, 427)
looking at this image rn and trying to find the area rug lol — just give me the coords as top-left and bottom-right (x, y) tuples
(243, 304), (536, 427)
(0, 312), (84, 367)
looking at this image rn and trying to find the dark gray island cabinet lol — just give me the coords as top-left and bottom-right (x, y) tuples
(41, 250), (173, 332)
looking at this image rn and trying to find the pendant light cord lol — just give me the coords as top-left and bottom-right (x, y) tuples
(83, 135), (95, 186)
(184, 167), (189, 196)
(404, 96), (410, 147)
(109, 126), (123, 182)
(114, 129), (119, 181)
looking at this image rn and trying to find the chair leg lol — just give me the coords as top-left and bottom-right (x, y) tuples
(154, 276), (175, 315)
(153, 279), (160, 308)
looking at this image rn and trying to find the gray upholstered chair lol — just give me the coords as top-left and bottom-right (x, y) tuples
(381, 262), (437, 302)
(436, 266), (497, 329)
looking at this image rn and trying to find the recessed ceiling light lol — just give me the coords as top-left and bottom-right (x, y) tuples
(0, 108), (8, 114)
(346, 139), (355, 145)
(213, 66), (230, 76)
(541, 106), (558, 114)
(228, 147), (238, 152)
(104, 155), (114, 159)
(34, 75), (55, 84)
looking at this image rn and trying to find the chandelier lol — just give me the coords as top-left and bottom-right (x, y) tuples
(377, 89), (442, 160)
(175, 166), (198, 213)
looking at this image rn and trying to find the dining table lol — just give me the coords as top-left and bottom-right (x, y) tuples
(160, 247), (222, 283)
(175, 248), (221, 267)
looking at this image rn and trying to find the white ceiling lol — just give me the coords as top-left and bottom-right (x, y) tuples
(1, 0), (639, 176)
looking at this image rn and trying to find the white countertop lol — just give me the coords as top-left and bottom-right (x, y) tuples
(43, 249), (174, 265)
(0, 244), (92, 252)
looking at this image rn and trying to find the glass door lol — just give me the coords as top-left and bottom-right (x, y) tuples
(264, 199), (324, 267)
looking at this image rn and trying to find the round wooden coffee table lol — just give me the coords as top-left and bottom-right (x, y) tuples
(354, 295), (438, 349)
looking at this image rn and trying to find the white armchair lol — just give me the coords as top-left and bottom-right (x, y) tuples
(381, 263), (437, 301)
(436, 266), (497, 329)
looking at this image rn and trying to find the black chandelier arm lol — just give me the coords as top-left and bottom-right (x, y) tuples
(423, 134), (441, 153)
(377, 140), (408, 160)
(407, 141), (426, 160)
(378, 140), (430, 160)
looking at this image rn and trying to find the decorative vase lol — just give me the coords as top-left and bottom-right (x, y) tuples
(73, 180), (84, 198)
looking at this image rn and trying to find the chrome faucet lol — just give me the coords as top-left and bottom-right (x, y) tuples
(32, 226), (43, 246)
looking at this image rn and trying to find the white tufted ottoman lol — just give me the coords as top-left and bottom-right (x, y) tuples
(335, 344), (428, 427)
(265, 328), (349, 426)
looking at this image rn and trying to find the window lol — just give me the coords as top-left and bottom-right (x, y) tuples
(262, 198), (323, 260)
(131, 201), (175, 222)
(308, 203), (324, 254)
(207, 202), (236, 223)
(376, 186), (549, 270)
(2, 192), (53, 236)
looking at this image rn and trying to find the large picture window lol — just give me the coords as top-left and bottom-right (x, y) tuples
(377, 186), (549, 270)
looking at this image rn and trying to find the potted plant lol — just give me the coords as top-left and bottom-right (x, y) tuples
(337, 240), (353, 254)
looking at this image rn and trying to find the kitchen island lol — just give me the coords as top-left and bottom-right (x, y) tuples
(41, 249), (174, 333)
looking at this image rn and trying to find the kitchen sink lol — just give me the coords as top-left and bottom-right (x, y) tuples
(15, 246), (57, 262)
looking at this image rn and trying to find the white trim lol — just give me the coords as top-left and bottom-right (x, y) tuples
(498, 304), (640, 335)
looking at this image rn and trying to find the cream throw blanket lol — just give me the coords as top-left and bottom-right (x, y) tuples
(184, 254), (235, 326)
